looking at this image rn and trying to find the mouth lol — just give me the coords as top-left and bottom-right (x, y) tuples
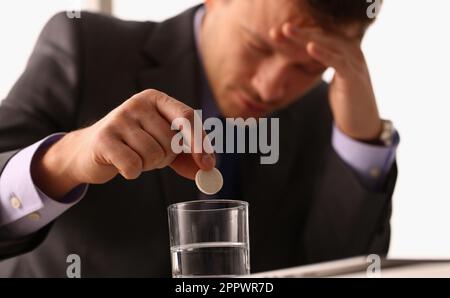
(233, 89), (268, 114)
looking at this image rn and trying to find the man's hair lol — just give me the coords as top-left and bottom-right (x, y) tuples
(305, 0), (382, 26)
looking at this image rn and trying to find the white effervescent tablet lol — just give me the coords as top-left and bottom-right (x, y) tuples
(195, 168), (223, 195)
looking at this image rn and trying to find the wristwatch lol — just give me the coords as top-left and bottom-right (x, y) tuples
(379, 119), (395, 146)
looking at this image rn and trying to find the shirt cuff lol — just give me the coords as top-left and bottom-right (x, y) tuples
(0, 133), (88, 237)
(331, 124), (400, 191)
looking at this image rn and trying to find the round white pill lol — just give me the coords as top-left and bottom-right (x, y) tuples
(195, 168), (223, 195)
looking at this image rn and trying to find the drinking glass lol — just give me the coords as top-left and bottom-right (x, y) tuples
(168, 199), (250, 278)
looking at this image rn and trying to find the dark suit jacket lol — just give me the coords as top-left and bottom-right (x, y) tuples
(0, 6), (396, 277)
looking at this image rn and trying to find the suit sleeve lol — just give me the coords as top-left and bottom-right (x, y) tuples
(0, 12), (82, 260)
(301, 143), (397, 264)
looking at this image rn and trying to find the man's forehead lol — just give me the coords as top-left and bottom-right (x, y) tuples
(240, 0), (364, 40)
(241, 0), (307, 29)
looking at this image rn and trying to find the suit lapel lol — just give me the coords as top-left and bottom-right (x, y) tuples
(240, 111), (299, 217)
(137, 6), (202, 206)
(241, 83), (330, 234)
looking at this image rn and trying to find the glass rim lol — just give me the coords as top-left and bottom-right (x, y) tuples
(168, 199), (248, 212)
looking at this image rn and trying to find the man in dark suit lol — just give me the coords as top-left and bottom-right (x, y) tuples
(0, 0), (397, 277)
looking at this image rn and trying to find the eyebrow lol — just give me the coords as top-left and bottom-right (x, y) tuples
(240, 25), (272, 49)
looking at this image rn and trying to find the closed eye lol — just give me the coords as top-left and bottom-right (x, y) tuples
(248, 41), (273, 56)
(241, 25), (273, 57)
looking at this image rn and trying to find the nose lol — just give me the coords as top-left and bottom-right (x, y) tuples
(251, 58), (288, 103)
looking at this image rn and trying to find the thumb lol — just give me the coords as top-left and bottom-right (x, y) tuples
(169, 153), (201, 180)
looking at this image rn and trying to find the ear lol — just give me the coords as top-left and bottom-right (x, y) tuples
(204, 0), (231, 11)
(204, 0), (215, 11)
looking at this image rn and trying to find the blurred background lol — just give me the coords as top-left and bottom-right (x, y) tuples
(0, 0), (449, 260)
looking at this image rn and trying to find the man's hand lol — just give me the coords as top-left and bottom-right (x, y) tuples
(33, 89), (216, 199)
(275, 23), (382, 141)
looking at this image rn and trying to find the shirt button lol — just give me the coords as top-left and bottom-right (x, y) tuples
(370, 168), (381, 178)
(10, 196), (22, 209)
(28, 212), (41, 221)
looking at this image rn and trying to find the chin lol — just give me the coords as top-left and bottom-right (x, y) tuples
(228, 109), (270, 120)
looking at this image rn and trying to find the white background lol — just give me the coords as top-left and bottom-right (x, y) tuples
(0, 0), (449, 259)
